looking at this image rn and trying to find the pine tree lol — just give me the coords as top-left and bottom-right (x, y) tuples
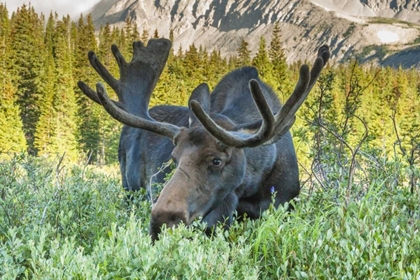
(395, 67), (420, 156)
(184, 43), (200, 77)
(395, 67), (420, 192)
(124, 17), (140, 53)
(206, 49), (227, 87)
(96, 20), (122, 164)
(9, 4), (46, 155)
(227, 54), (239, 71)
(252, 36), (270, 79)
(269, 22), (289, 97)
(34, 13), (59, 156)
(131, 21), (140, 42)
(0, 4), (26, 156)
(52, 16), (80, 161)
(269, 23), (286, 65)
(73, 14), (100, 163)
(236, 37), (251, 67)
(363, 66), (394, 153)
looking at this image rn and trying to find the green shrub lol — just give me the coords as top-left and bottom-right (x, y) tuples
(0, 155), (419, 279)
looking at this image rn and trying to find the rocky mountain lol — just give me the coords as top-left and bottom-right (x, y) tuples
(88, 0), (420, 68)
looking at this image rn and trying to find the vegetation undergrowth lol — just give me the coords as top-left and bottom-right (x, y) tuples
(0, 154), (418, 279)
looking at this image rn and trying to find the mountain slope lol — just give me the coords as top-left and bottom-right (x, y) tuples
(89, 0), (420, 67)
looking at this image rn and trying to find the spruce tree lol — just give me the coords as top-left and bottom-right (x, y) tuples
(207, 49), (227, 88)
(228, 54), (239, 71)
(395, 67), (420, 192)
(73, 14), (101, 163)
(130, 20), (140, 43)
(52, 16), (79, 161)
(0, 75), (26, 156)
(9, 4), (46, 155)
(252, 36), (270, 79)
(395, 67), (420, 158)
(124, 17), (140, 54)
(184, 43), (200, 77)
(0, 4), (26, 156)
(269, 22), (286, 66)
(236, 37), (251, 67)
(118, 28), (128, 57)
(269, 22), (289, 97)
(363, 66), (394, 152)
(96, 20), (122, 164)
(34, 13), (59, 156)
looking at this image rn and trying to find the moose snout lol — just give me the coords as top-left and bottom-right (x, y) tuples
(149, 206), (189, 242)
(149, 168), (196, 241)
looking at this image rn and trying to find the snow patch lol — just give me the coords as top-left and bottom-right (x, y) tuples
(311, 1), (365, 23)
(334, 12), (365, 23)
(377, 30), (399, 44)
(311, 1), (332, 12)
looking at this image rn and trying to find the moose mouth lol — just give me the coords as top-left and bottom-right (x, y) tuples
(149, 200), (223, 242)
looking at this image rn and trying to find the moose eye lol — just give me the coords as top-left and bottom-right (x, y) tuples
(212, 158), (222, 166)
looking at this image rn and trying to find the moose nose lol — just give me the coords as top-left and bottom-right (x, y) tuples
(149, 208), (188, 242)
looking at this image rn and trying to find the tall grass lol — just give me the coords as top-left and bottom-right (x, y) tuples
(0, 153), (418, 279)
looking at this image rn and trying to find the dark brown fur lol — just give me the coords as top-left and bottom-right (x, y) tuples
(145, 67), (300, 241)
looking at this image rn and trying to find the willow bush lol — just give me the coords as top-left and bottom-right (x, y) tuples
(0, 154), (418, 279)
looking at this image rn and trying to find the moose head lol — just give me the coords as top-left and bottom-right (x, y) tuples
(78, 39), (330, 241)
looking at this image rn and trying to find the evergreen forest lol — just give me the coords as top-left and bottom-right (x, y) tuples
(1, 4), (419, 178)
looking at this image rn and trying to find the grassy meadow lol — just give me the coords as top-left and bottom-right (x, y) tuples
(0, 151), (418, 279)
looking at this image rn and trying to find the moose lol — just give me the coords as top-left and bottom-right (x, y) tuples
(78, 38), (329, 241)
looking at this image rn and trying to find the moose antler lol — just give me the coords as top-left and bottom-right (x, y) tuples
(78, 39), (181, 139)
(190, 45), (330, 148)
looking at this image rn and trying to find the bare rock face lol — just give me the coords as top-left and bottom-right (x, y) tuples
(361, 0), (420, 12)
(89, 0), (420, 68)
(311, 0), (420, 19)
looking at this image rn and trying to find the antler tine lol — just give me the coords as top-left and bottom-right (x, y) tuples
(77, 50), (121, 108)
(305, 45), (330, 96)
(88, 50), (119, 93)
(95, 82), (180, 139)
(318, 45), (330, 65)
(275, 46), (329, 123)
(275, 64), (311, 123)
(111, 44), (127, 70)
(78, 38), (182, 140)
(264, 45), (330, 144)
(77, 80), (125, 109)
(77, 80), (103, 105)
(276, 45), (330, 122)
(190, 79), (276, 148)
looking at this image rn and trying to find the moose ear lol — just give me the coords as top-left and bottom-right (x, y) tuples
(188, 83), (210, 128)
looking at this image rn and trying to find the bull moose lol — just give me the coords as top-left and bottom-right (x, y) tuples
(78, 39), (329, 241)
